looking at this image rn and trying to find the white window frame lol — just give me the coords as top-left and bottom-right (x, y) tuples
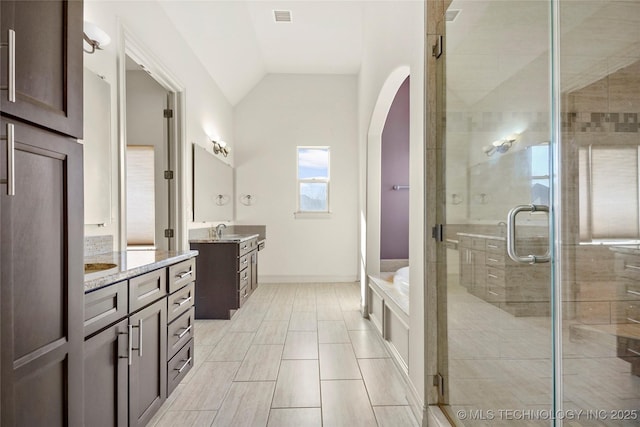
(295, 146), (331, 218)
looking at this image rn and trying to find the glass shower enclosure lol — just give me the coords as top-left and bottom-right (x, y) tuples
(440, 0), (640, 425)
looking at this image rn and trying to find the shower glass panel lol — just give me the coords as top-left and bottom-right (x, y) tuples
(442, 0), (554, 424)
(559, 0), (640, 423)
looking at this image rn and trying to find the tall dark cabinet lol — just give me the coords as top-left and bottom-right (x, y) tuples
(1, 0), (84, 425)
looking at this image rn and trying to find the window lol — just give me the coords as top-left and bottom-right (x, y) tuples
(126, 145), (156, 246)
(579, 145), (640, 242)
(297, 147), (330, 213)
(530, 144), (550, 206)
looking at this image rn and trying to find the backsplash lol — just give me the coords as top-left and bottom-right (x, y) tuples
(84, 235), (114, 257)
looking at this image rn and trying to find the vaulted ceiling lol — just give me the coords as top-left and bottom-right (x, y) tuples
(158, 1), (365, 105)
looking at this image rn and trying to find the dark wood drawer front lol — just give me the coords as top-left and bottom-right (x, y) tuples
(485, 253), (506, 268)
(459, 236), (472, 248)
(485, 239), (506, 253)
(471, 238), (485, 250)
(238, 254), (250, 272)
(239, 285), (250, 307)
(486, 284), (506, 302)
(129, 268), (167, 313)
(612, 301), (640, 324)
(620, 255), (640, 281)
(167, 282), (195, 323)
(239, 268), (250, 284)
(167, 307), (195, 360)
(168, 258), (196, 294)
(84, 281), (128, 338)
(617, 336), (640, 361)
(168, 338), (194, 395)
(486, 267), (505, 286)
(239, 238), (258, 257)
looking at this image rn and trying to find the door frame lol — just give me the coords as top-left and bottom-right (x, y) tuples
(116, 22), (188, 251)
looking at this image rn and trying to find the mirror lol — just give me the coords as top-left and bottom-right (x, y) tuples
(82, 68), (112, 225)
(193, 144), (234, 222)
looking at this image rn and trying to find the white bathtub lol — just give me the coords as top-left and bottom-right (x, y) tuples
(393, 266), (410, 296)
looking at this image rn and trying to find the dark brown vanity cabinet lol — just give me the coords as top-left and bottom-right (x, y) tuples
(192, 237), (258, 319)
(1, 0), (84, 139)
(83, 257), (196, 427)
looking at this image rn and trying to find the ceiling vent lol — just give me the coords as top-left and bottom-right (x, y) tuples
(273, 10), (292, 23)
(445, 9), (461, 22)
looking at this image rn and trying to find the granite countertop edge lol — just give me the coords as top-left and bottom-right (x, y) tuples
(84, 250), (199, 293)
(189, 233), (260, 244)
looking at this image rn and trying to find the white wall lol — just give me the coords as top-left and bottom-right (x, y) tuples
(234, 74), (359, 283)
(83, 1), (234, 250)
(358, 0), (426, 412)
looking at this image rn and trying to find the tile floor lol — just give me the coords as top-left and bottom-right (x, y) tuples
(148, 282), (419, 427)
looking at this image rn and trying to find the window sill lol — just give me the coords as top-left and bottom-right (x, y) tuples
(294, 211), (332, 219)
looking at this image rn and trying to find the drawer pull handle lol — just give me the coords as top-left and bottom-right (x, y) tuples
(487, 258), (499, 262)
(625, 264), (640, 272)
(627, 318), (640, 324)
(175, 357), (192, 373)
(628, 348), (640, 357)
(627, 290), (640, 297)
(487, 244), (498, 249)
(0, 30), (16, 102)
(177, 270), (192, 279)
(1, 123), (15, 196)
(488, 291), (499, 296)
(175, 296), (192, 307)
(242, 259), (248, 265)
(488, 273), (498, 279)
(118, 328), (131, 364)
(176, 325), (193, 339)
(243, 289), (248, 298)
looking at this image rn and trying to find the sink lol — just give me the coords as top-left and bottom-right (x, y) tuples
(84, 263), (118, 273)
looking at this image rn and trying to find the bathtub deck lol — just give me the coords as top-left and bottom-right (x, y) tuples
(368, 274), (410, 316)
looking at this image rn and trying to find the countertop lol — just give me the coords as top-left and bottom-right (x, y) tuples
(189, 229), (260, 244)
(610, 245), (640, 256)
(84, 250), (198, 293)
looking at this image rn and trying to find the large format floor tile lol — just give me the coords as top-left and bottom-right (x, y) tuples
(155, 283), (418, 427)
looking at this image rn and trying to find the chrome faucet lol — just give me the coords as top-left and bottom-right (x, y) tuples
(215, 223), (227, 239)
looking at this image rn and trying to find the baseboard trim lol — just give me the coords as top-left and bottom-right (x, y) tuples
(260, 275), (358, 283)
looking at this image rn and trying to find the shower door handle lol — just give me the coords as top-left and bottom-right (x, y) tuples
(506, 204), (550, 264)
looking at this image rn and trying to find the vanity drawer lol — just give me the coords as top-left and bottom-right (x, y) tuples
(486, 284), (506, 303)
(616, 254), (640, 281)
(617, 336), (640, 362)
(623, 281), (640, 300)
(168, 307), (195, 360)
(238, 254), (250, 272)
(239, 284), (250, 307)
(129, 268), (167, 312)
(167, 338), (194, 395)
(239, 268), (250, 285)
(168, 258), (196, 293)
(486, 267), (505, 286)
(84, 280), (128, 338)
(612, 301), (640, 324)
(239, 239), (256, 257)
(485, 253), (506, 268)
(485, 239), (506, 254)
(167, 282), (195, 323)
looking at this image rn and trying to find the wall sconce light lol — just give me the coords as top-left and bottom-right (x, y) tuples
(83, 21), (111, 54)
(483, 134), (518, 157)
(211, 139), (229, 157)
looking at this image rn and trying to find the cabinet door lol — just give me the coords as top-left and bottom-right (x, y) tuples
(0, 0), (83, 138)
(129, 298), (168, 427)
(84, 319), (129, 427)
(250, 250), (258, 293)
(0, 119), (84, 426)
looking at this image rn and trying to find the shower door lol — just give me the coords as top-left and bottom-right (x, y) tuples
(440, 0), (640, 425)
